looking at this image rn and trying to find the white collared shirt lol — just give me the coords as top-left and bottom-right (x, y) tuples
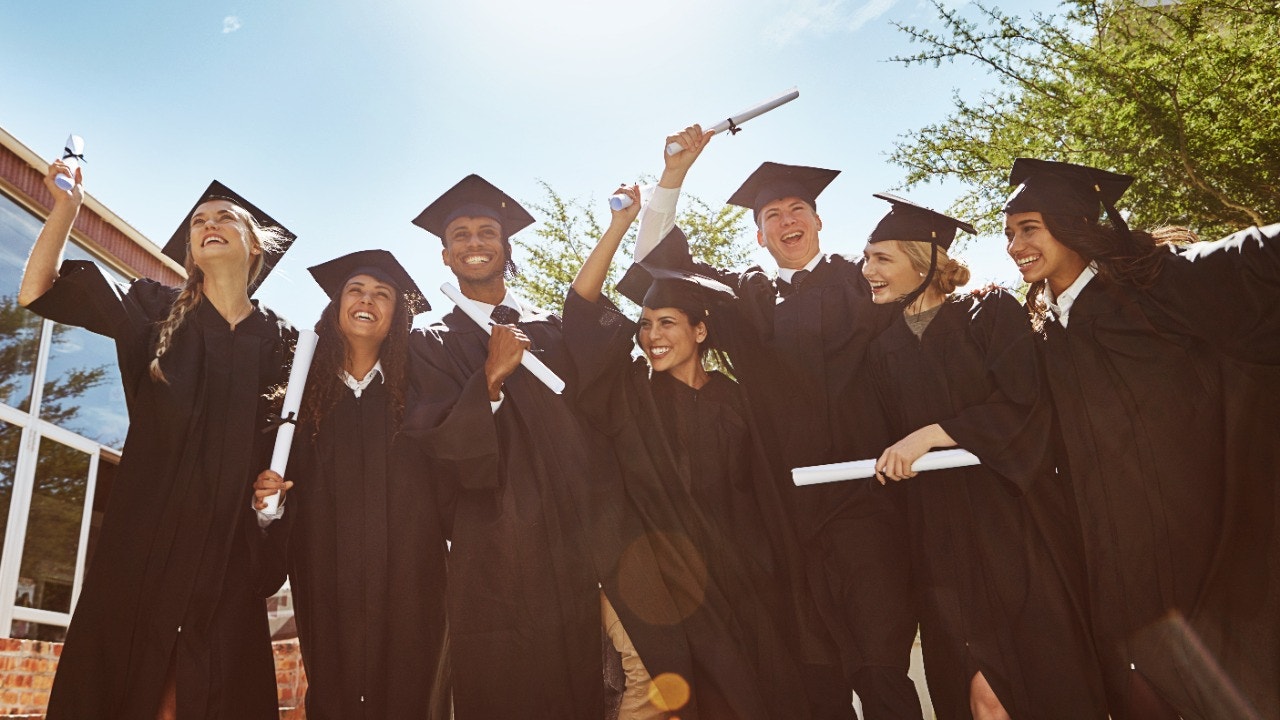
(777, 253), (824, 283)
(1044, 262), (1098, 328)
(341, 361), (384, 398)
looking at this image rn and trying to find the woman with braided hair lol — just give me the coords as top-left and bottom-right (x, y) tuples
(19, 163), (296, 720)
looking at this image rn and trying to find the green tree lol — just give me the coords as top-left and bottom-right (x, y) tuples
(511, 181), (754, 315)
(890, 0), (1280, 238)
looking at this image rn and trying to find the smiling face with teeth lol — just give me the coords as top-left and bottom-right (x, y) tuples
(337, 274), (397, 347)
(187, 200), (259, 277)
(756, 196), (824, 270)
(1004, 211), (1089, 297)
(861, 240), (927, 305)
(638, 306), (708, 381)
(441, 215), (508, 300)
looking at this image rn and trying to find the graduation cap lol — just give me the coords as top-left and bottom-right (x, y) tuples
(1003, 158), (1134, 239)
(868, 193), (976, 251)
(411, 174), (535, 241)
(616, 227), (736, 311)
(307, 249), (430, 315)
(727, 162), (840, 223)
(162, 180), (296, 295)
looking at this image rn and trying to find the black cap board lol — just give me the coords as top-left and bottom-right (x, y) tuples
(868, 193), (976, 251)
(411, 174), (535, 241)
(616, 227), (736, 310)
(162, 180), (296, 295)
(1003, 158), (1134, 218)
(726, 162), (840, 222)
(307, 249), (429, 315)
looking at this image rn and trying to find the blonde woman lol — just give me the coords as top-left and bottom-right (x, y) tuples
(20, 164), (295, 720)
(862, 194), (1106, 719)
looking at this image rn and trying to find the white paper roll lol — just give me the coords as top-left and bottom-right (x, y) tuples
(440, 283), (566, 394)
(54, 134), (84, 191)
(665, 87), (800, 155)
(791, 448), (981, 486)
(263, 330), (320, 513)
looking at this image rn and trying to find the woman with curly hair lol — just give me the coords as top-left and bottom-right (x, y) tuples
(19, 166), (295, 720)
(862, 194), (1106, 719)
(254, 250), (450, 720)
(1003, 158), (1280, 719)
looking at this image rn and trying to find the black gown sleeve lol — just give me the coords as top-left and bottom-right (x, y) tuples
(937, 289), (1055, 493)
(561, 288), (649, 437)
(1145, 223), (1280, 362)
(403, 329), (502, 490)
(25, 259), (178, 401)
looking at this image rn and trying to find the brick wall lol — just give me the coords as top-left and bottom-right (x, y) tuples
(0, 638), (309, 719)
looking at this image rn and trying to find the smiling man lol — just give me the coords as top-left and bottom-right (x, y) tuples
(635, 131), (919, 720)
(408, 175), (618, 719)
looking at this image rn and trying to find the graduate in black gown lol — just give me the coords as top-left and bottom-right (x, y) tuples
(19, 168), (295, 720)
(403, 175), (612, 718)
(1002, 158), (1280, 719)
(561, 184), (816, 719)
(635, 127), (914, 719)
(860, 194), (1107, 719)
(253, 250), (450, 720)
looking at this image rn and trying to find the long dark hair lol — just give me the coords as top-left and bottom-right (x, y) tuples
(1025, 214), (1196, 330)
(638, 302), (733, 374)
(300, 293), (413, 436)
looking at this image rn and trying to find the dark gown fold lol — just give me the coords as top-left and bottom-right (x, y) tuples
(562, 288), (818, 720)
(867, 289), (1107, 719)
(29, 260), (293, 720)
(279, 349), (451, 720)
(1037, 224), (1280, 719)
(406, 306), (606, 719)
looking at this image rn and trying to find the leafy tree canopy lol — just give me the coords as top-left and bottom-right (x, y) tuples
(891, 0), (1280, 238)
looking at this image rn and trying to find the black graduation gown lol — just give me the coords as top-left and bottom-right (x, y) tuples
(1037, 225), (1280, 719)
(562, 289), (818, 720)
(654, 244), (917, 707)
(406, 305), (605, 719)
(867, 290), (1107, 719)
(27, 260), (292, 720)
(281, 359), (450, 720)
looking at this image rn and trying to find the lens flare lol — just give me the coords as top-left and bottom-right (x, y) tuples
(648, 672), (691, 711)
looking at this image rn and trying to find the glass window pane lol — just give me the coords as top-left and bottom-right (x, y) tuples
(0, 193), (46, 413)
(0, 419), (21, 569)
(40, 244), (129, 449)
(17, 436), (90, 614)
(9, 619), (67, 642)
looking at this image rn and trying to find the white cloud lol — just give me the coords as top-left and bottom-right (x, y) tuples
(222, 16), (242, 34)
(765, 0), (899, 45)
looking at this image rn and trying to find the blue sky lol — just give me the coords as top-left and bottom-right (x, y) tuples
(2, 0), (1054, 326)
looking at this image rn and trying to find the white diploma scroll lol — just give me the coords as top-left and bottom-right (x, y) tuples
(665, 87), (800, 156)
(440, 283), (567, 394)
(608, 183), (656, 212)
(54, 134), (85, 191)
(792, 448), (981, 486)
(264, 330), (320, 513)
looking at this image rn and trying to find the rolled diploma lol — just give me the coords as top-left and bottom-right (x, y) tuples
(263, 330), (320, 513)
(439, 283), (566, 394)
(608, 183), (656, 211)
(665, 87), (800, 155)
(54, 134), (85, 191)
(792, 448), (981, 486)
